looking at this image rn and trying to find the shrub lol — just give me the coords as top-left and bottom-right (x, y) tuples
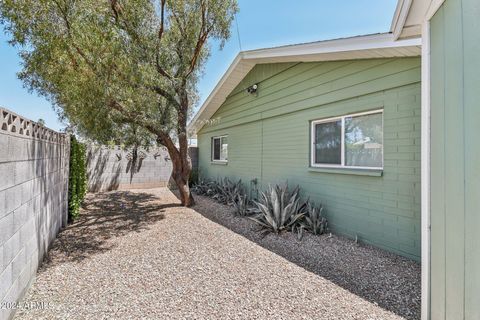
(249, 184), (306, 234)
(68, 135), (87, 221)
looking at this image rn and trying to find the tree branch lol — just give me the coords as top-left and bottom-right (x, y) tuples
(155, 0), (174, 80)
(184, 1), (211, 78)
(108, 99), (177, 152)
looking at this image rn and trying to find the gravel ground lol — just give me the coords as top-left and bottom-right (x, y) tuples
(15, 188), (420, 320)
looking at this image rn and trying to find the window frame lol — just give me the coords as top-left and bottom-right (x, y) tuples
(211, 135), (228, 163)
(310, 109), (384, 170)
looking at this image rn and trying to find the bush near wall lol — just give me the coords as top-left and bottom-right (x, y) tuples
(68, 135), (87, 221)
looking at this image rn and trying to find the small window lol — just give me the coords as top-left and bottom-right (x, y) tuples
(311, 110), (383, 169)
(212, 135), (228, 162)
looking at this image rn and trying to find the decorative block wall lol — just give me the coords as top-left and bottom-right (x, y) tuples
(0, 107), (69, 320)
(86, 145), (198, 192)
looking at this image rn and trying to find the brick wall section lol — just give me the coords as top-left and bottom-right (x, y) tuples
(0, 107), (69, 320)
(86, 145), (198, 192)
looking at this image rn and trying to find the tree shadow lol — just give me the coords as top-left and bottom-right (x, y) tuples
(192, 194), (421, 320)
(40, 191), (177, 268)
(87, 148), (122, 192)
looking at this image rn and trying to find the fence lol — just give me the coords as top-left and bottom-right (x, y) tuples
(86, 145), (198, 192)
(0, 107), (69, 320)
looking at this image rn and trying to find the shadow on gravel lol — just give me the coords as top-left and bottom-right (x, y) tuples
(42, 191), (174, 267)
(192, 194), (421, 320)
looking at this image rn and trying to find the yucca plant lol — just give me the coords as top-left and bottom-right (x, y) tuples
(250, 184), (306, 234)
(300, 201), (328, 235)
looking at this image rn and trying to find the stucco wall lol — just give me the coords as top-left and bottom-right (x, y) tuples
(198, 58), (422, 260)
(0, 107), (69, 320)
(86, 145), (198, 192)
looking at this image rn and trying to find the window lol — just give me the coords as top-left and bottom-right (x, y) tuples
(211, 135), (228, 162)
(311, 110), (383, 169)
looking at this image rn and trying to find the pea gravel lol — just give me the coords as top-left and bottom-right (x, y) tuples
(15, 188), (420, 320)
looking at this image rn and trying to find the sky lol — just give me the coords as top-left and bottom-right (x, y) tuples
(0, 0), (398, 132)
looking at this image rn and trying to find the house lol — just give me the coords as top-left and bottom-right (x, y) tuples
(189, 0), (480, 319)
(190, 34), (422, 260)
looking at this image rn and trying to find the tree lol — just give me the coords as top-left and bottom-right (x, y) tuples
(0, 0), (238, 206)
(37, 118), (46, 126)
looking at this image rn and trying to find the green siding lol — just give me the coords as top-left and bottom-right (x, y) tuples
(430, 0), (480, 319)
(198, 57), (421, 260)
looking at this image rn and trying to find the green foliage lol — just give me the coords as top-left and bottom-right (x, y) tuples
(214, 178), (245, 205)
(0, 0), (238, 205)
(68, 135), (87, 221)
(194, 178), (329, 235)
(0, 0), (238, 143)
(232, 193), (252, 217)
(300, 202), (328, 236)
(249, 184), (306, 235)
(192, 178), (255, 216)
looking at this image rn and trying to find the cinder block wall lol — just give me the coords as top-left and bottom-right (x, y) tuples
(0, 108), (69, 320)
(86, 145), (198, 192)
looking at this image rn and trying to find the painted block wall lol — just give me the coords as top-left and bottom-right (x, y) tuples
(86, 145), (198, 192)
(198, 58), (421, 260)
(0, 108), (69, 320)
(430, 0), (480, 318)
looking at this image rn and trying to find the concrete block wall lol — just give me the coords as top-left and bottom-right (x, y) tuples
(86, 145), (198, 192)
(0, 107), (69, 320)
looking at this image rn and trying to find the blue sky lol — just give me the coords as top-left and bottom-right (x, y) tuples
(0, 0), (397, 132)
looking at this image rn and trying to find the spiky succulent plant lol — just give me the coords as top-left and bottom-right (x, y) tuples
(300, 202), (328, 235)
(250, 184), (306, 234)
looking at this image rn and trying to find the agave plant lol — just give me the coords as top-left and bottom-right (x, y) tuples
(223, 178), (246, 205)
(191, 179), (210, 195)
(232, 193), (257, 216)
(250, 184), (306, 234)
(300, 201), (328, 235)
(210, 178), (245, 205)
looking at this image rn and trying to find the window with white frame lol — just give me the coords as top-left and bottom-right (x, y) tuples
(211, 135), (228, 162)
(311, 110), (383, 169)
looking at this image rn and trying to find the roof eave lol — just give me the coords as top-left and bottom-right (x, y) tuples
(188, 34), (421, 136)
(390, 0), (413, 40)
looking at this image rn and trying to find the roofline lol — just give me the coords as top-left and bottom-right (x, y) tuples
(390, 0), (413, 40)
(241, 33), (417, 59)
(188, 33), (421, 136)
(188, 52), (246, 135)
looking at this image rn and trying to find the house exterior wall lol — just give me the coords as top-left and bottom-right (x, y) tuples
(429, 0), (480, 318)
(197, 57), (422, 260)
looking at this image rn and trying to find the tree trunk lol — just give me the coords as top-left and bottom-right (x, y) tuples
(157, 132), (194, 207)
(170, 149), (194, 207)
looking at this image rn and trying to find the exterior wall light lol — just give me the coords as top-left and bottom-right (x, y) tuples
(246, 84), (258, 95)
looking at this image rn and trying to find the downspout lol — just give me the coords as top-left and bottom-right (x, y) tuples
(421, 21), (431, 320)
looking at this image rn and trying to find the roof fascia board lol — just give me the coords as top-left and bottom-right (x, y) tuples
(425, 0), (446, 20)
(391, 0), (446, 40)
(242, 34), (418, 60)
(391, 0), (413, 40)
(188, 53), (252, 132)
